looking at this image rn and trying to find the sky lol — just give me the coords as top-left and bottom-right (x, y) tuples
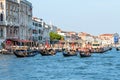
(29, 0), (120, 35)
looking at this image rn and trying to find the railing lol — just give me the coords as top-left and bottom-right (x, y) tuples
(0, 21), (6, 26)
(2, 21), (20, 27)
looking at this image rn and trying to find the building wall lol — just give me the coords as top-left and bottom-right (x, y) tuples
(0, 0), (20, 46)
(0, 0), (32, 47)
(32, 17), (44, 44)
(50, 25), (57, 32)
(19, 0), (32, 40)
(6, 0), (19, 39)
(43, 24), (50, 44)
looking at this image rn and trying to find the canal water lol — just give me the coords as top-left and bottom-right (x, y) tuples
(0, 48), (120, 80)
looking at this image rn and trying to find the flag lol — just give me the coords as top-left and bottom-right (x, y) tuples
(45, 40), (49, 48)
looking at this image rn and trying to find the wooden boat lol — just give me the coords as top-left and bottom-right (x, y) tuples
(79, 48), (91, 57)
(79, 52), (91, 57)
(39, 49), (56, 56)
(116, 47), (120, 51)
(14, 50), (37, 57)
(90, 47), (111, 53)
(109, 47), (112, 50)
(0, 49), (13, 55)
(62, 50), (77, 57)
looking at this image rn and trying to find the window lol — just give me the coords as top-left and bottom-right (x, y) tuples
(93, 44), (99, 46)
(39, 36), (42, 40)
(39, 29), (41, 33)
(0, 28), (3, 37)
(38, 36), (40, 40)
(0, 13), (3, 21)
(33, 22), (34, 25)
(35, 23), (38, 26)
(39, 24), (42, 27)
(0, 2), (3, 9)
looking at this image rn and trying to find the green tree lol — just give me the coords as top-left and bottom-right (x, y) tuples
(49, 32), (64, 41)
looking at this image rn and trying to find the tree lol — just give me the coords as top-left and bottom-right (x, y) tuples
(49, 32), (64, 41)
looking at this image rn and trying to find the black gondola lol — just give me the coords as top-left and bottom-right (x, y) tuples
(79, 52), (91, 57)
(90, 47), (111, 53)
(62, 50), (77, 57)
(39, 49), (56, 56)
(116, 47), (120, 51)
(109, 47), (112, 50)
(14, 50), (37, 57)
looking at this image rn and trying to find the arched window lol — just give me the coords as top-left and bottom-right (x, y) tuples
(0, 2), (3, 9)
(0, 13), (3, 21)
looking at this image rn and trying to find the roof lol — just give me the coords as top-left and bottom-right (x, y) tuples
(99, 34), (113, 36)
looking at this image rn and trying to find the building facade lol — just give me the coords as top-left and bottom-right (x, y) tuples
(99, 34), (114, 45)
(78, 32), (94, 43)
(42, 24), (51, 44)
(19, 0), (32, 40)
(0, 0), (32, 47)
(32, 17), (44, 44)
(0, 0), (7, 45)
(0, 0), (20, 47)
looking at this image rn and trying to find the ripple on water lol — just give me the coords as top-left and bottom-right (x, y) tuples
(0, 49), (120, 80)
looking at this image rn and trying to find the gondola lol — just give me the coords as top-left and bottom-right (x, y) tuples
(39, 49), (56, 56)
(62, 50), (77, 57)
(80, 53), (91, 57)
(116, 47), (120, 51)
(79, 52), (91, 57)
(14, 50), (37, 57)
(90, 48), (110, 53)
(109, 47), (112, 50)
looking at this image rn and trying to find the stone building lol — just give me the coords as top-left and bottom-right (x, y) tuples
(32, 17), (44, 44)
(0, 0), (32, 48)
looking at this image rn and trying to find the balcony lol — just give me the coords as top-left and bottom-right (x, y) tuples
(6, 21), (19, 27)
(0, 21), (7, 26)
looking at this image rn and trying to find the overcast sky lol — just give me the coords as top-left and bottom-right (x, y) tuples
(29, 0), (120, 35)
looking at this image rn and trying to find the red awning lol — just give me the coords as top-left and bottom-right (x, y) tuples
(6, 39), (33, 43)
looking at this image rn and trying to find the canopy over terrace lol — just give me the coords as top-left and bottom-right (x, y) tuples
(5, 39), (33, 46)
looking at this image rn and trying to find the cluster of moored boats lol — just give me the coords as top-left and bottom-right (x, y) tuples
(0, 46), (115, 58)
(62, 46), (112, 57)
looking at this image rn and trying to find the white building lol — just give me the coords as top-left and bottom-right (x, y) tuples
(0, 0), (20, 47)
(78, 32), (94, 43)
(50, 25), (57, 32)
(0, 0), (32, 48)
(99, 34), (114, 45)
(32, 17), (44, 44)
(42, 24), (51, 44)
(19, 0), (32, 40)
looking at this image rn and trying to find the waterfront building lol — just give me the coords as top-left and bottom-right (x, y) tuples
(42, 23), (51, 44)
(32, 17), (44, 44)
(57, 28), (66, 37)
(113, 33), (119, 44)
(0, 0), (32, 48)
(57, 29), (79, 41)
(78, 32), (94, 44)
(99, 34), (114, 45)
(93, 36), (102, 44)
(49, 24), (57, 33)
(57, 29), (69, 41)
(0, 0), (20, 47)
(19, 0), (32, 40)
(57, 29), (83, 48)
